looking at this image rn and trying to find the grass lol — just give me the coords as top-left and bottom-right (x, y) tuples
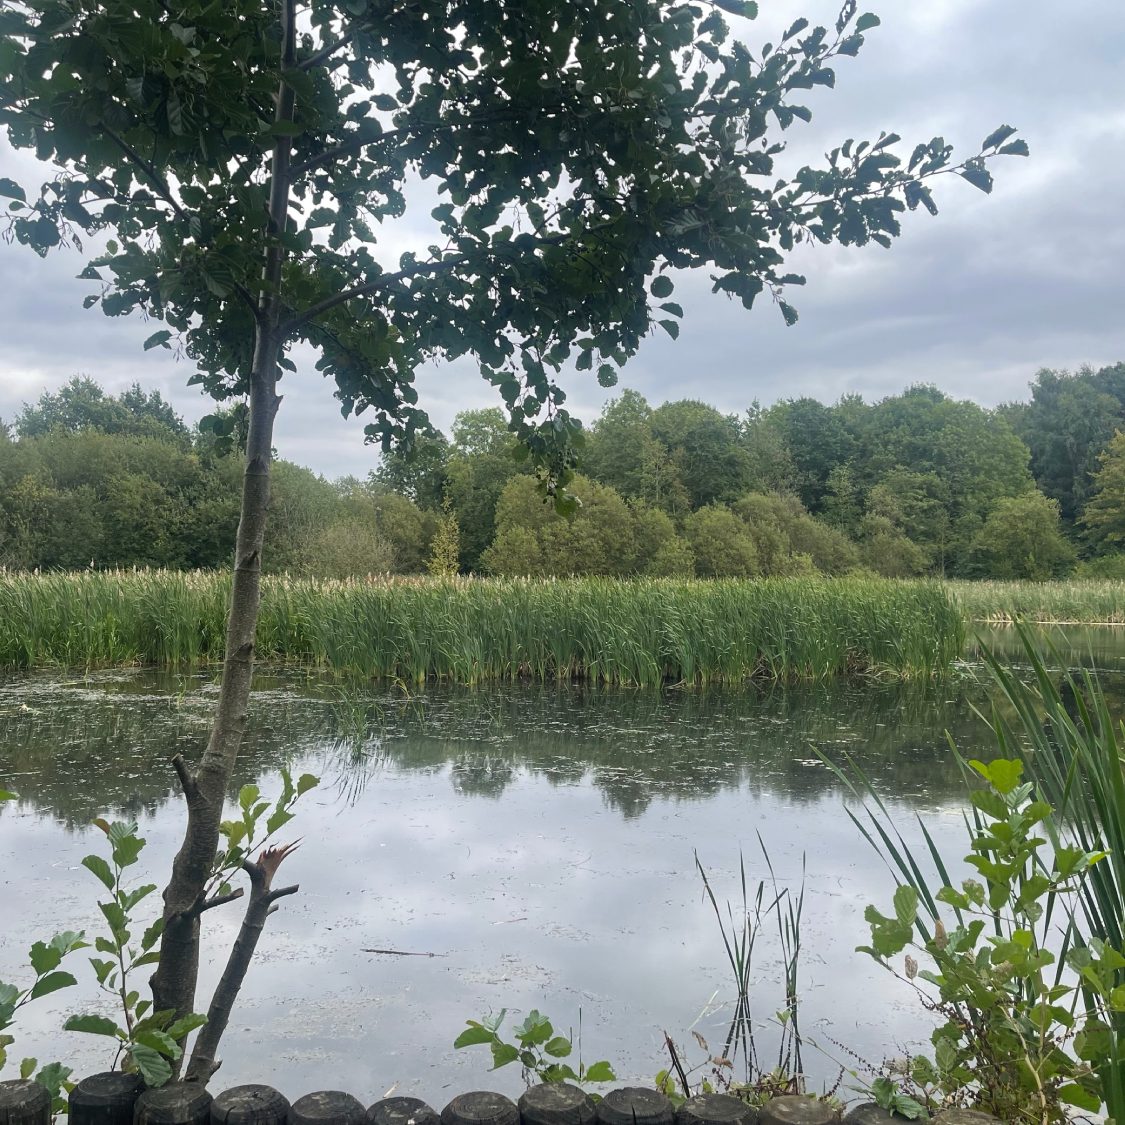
(948, 579), (1125, 625)
(0, 571), (964, 683)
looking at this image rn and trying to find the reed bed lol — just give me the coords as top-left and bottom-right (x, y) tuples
(947, 578), (1125, 625)
(0, 570), (963, 683)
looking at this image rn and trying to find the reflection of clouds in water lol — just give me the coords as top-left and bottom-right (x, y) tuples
(0, 661), (1094, 1101)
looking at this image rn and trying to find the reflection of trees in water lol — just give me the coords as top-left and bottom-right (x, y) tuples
(4, 660), (1121, 827)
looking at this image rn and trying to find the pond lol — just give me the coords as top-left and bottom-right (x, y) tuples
(2, 625), (1124, 1104)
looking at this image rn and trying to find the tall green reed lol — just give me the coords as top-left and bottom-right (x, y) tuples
(0, 571), (964, 683)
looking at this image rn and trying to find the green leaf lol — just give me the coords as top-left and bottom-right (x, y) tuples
(649, 275), (674, 299)
(713, 0), (756, 16)
(544, 1036), (572, 1058)
(29, 972), (76, 1000)
(266, 808), (294, 835)
(0, 178), (26, 202)
(165, 1013), (207, 1041)
(855, 13), (880, 32)
(969, 757), (1021, 794)
(64, 1014), (122, 1038)
(20, 1057), (36, 1079)
(453, 1024), (496, 1049)
(296, 774), (318, 796)
(982, 124), (1018, 151)
(596, 364), (618, 389)
(81, 854), (115, 890)
(1057, 1083), (1102, 1112)
(28, 942), (62, 976)
(238, 784), (260, 811)
(0, 789), (18, 801)
(142, 330), (172, 351)
(489, 1042), (519, 1069)
(998, 139), (1030, 157)
(958, 162), (993, 194)
(130, 1043), (172, 1087)
(133, 1029), (181, 1060)
(893, 885), (918, 928)
(583, 1060), (615, 1082)
(658, 320), (679, 340)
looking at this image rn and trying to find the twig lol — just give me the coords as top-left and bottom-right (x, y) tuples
(362, 948), (445, 957)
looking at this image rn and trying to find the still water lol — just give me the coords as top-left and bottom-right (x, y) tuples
(1, 626), (1123, 1103)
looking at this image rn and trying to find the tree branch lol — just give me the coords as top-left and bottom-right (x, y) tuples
(170, 754), (200, 801)
(297, 23), (365, 70)
(99, 125), (186, 218)
(280, 254), (469, 335)
(184, 846), (300, 1083)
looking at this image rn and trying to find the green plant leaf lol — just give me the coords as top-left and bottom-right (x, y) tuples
(583, 1060), (616, 1082)
(64, 1014), (122, 1038)
(453, 1024), (496, 1049)
(0, 178), (26, 203)
(489, 1041), (519, 1069)
(165, 1013), (208, 1041)
(28, 942), (62, 976)
(544, 1036), (572, 1058)
(649, 276), (674, 299)
(133, 1029), (182, 1060)
(142, 330), (172, 351)
(81, 855), (115, 891)
(130, 1043), (172, 1087)
(29, 972), (76, 1000)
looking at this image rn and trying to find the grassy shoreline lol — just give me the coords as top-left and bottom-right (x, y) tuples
(0, 571), (962, 683)
(947, 578), (1125, 625)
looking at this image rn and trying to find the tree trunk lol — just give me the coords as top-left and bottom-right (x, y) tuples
(149, 0), (298, 1041)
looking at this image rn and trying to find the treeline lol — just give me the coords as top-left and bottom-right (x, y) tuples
(1, 366), (1124, 579)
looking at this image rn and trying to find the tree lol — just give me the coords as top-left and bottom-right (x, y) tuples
(682, 505), (760, 577)
(0, 0), (1026, 1074)
(765, 396), (854, 511)
(371, 431), (449, 510)
(1005, 364), (1125, 524)
(649, 399), (752, 509)
(1080, 430), (1125, 552)
(16, 376), (188, 444)
(969, 492), (1075, 579)
(443, 409), (529, 571)
(426, 500), (462, 576)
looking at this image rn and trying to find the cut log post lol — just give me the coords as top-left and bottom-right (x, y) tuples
(439, 1092), (518, 1125)
(595, 1088), (674, 1125)
(366, 1098), (439, 1125)
(134, 1083), (213, 1125)
(676, 1093), (758, 1125)
(757, 1097), (836, 1125)
(211, 1085), (290, 1125)
(70, 1072), (146, 1125)
(289, 1092), (366, 1125)
(517, 1083), (597, 1125)
(0, 1079), (51, 1125)
(842, 1105), (908, 1123)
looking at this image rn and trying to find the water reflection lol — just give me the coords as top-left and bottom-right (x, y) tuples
(1, 627), (1123, 1104)
(0, 672), (998, 827)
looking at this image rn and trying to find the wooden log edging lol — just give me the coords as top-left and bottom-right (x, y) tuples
(0, 1078), (1006, 1125)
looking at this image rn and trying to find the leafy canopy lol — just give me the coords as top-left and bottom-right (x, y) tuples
(0, 0), (1027, 483)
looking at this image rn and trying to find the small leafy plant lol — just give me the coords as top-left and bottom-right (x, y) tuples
(63, 818), (206, 1087)
(454, 1009), (616, 1087)
(858, 757), (1122, 1123)
(63, 767), (317, 1086)
(0, 788), (85, 1112)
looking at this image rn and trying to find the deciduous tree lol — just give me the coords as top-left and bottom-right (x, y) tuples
(0, 0), (1026, 1069)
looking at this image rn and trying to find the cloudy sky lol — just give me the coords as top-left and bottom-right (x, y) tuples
(2, 0), (1123, 479)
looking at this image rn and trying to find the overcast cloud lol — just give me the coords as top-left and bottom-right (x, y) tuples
(1, 0), (1123, 479)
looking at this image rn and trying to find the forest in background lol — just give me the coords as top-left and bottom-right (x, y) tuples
(1, 363), (1124, 581)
